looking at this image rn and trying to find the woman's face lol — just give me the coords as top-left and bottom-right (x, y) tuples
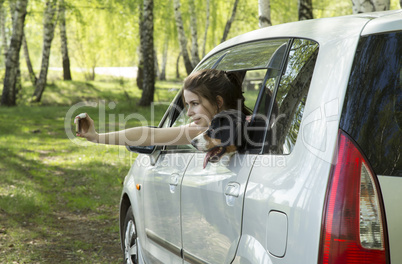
(183, 90), (217, 127)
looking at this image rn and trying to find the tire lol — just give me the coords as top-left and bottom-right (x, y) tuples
(123, 206), (138, 264)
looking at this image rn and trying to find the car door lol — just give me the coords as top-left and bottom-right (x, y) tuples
(142, 101), (193, 263)
(180, 39), (291, 264)
(181, 153), (257, 263)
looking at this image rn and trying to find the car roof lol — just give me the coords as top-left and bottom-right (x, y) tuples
(203, 10), (402, 64)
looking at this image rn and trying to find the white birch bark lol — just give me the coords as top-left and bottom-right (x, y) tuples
(259, 0), (271, 28)
(138, 0), (155, 106)
(221, 0), (239, 43)
(173, 0), (193, 75)
(33, 0), (58, 102)
(352, 0), (390, 13)
(1, 0), (27, 106)
(22, 32), (37, 86)
(59, 0), (72, 80)
(0, 1), (7, 60)
(189, 0), (199, 68)
(202, 0), (210, 57)
(159, 35), (168, 80)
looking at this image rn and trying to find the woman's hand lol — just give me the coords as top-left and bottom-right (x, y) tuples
(75, 113), (98, 142)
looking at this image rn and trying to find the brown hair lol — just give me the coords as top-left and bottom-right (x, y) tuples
(182, 69), (252, 115)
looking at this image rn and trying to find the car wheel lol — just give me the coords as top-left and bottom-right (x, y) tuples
(123, 206), (138, 264)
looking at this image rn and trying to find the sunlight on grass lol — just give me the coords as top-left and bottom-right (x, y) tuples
(0, 77), (174, 263)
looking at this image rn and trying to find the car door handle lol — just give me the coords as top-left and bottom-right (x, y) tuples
(170, 173), (180, 186)
(225, 182), (241, 197)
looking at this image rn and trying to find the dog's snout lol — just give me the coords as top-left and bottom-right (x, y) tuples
(191, 138), (198, 148)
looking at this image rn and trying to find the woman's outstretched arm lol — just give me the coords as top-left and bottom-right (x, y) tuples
(75, 113), (205, 146)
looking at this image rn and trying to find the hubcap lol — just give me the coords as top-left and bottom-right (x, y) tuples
(124, 220), (138, 264)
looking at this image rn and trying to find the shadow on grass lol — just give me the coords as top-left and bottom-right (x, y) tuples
(0, 143), (125, 263)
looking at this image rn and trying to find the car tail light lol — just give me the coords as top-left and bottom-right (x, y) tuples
(318, 130), (389, 264)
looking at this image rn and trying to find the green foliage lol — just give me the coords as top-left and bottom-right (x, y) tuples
(0, 78), (181, 262)
(5, 0), (399, 82)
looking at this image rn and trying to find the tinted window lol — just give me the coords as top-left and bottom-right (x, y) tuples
(340, 32), (402, 176)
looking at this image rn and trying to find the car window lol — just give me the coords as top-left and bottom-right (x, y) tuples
(340, 32), (402, 176)
(264, 39), (319, 154)
(163, 38), (318, 154)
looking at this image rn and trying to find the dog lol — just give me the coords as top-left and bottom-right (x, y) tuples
(191, 109), (246, 169)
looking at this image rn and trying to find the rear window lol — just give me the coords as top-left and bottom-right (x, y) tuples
(340, 32), (402, 176)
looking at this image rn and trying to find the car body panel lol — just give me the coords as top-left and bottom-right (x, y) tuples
(240, 141), (332, 263)
(143, 152), (194, 262)
(120, 11), (402, 264)
(378, 176), (402, 264)
(181, 153), (257, 264)
(361, 10), (402, 35)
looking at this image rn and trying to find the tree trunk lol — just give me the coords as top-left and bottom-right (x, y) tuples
(22, 32), (37, 86)
(1, 0), (27, 106)
(32, 0), (58, 103)
(188, 0), (199, 68)
(137, 2), (144, 90)
(138, 0), (155, 106)
(259, 0), (271, 27)
(159, 36), (168, 80)
(0, 0), (7, 61)
(173, 0), (193, 75)
(352, 0), (390, 13)
(298, 0), (313, 20)
(59, 0), (72, 80)
(176, 52), (181, 79)
(221, 0), (239, 43)
(202, 0), (210, 57)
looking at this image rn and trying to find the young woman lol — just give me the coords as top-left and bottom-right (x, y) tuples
(75, 69), (251, 146)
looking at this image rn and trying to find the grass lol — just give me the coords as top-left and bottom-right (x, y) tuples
(0, 73), (181, 263)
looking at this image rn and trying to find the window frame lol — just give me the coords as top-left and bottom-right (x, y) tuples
(159, 37), (319, 155)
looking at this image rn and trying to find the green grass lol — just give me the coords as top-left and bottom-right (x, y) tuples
(0, 75), (181, 263)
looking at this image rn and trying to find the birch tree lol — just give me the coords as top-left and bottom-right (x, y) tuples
(159, 35), (168, 80)
(33, 0), (58, 103)
(298, 0), (313, 20)
(259, 0), (272, 27)
(201, 0), (210, 57)
(59, 0), (72, 80)
(173, 0), (193, 75)
(0, 0), (7, 60)
(137, 0), (144, 90)
(189, 0), (199, 68)
(221, 0), (239, 43)
(22, 32), (37, 86)
(138, 0), (155, 106)
(1, 0), (27, 106)
(352, 0), (390, 13)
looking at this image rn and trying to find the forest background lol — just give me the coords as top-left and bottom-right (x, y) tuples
(0, 0), (401, 263)
(0, 0), (401, 106)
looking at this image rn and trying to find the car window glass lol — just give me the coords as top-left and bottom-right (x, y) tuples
(341, 32), (402, 176)
(196, 39), (290, 71)
(264, 39), (319, 154)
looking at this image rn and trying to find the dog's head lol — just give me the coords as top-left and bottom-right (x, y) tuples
(191, 109), (246, 168)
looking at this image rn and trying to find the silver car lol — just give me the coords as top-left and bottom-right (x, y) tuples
(119, 10), (402, 264)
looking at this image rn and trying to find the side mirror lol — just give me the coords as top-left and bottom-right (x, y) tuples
(125, 126), (157, 154)
(126, 145), (156, 154)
